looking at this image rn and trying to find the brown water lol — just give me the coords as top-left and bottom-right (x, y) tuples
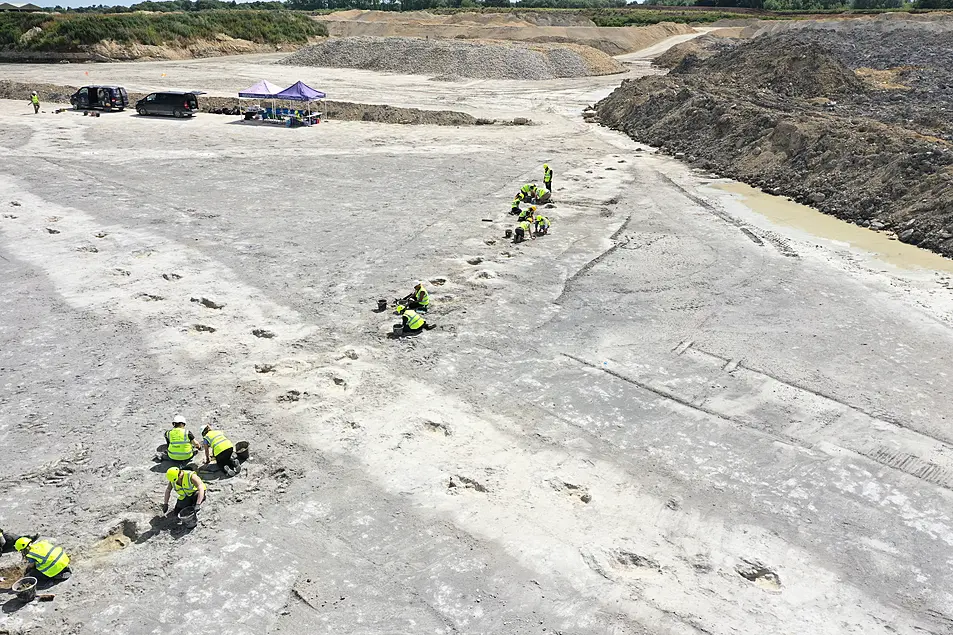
(716, 182), (953, 273)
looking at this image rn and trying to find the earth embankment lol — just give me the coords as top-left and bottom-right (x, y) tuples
(595, 20), (953, 257)
(0, 80), (487, 126)
(0, 10), (326, 62)
(280, 36), (625, 80)
(313, 10), (695, 55)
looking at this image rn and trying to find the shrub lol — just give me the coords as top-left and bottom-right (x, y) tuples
(0, 10), (326, 52)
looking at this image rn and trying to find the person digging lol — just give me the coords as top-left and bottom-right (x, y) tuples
(15, 536), (72, 583)
(535, 214), (551, 236)
(201, 425), (241, 476)
(163, 467), (206, 519)
(395, 304), (434, 336)
(398, 281), (430, 312)
(514, 219), (534, 244)
(518, 205), (537, 223)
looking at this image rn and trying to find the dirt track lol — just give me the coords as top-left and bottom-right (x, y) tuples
(1, 28), (953, 635)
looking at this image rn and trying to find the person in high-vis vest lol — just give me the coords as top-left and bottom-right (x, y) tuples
(518, 205), (537, 223)
(395, 304), (426, 335)
(164, 467), (206, 516)
(201, 425), (240, 476)
(30, 90), (40, 114)
(164, 414), (197, 463)
(510, 196), (524, 216)
(514, 220), (534, 244)
(518, 183), (536, 200)
(543, 163), (553, 192)
(532, 185), (551, 204)
(534, 214), (551, 236)
(400, 281), (429, 312)
(15, 537), (71, 581)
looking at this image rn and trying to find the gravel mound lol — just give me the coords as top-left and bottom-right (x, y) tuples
(595, 25), (953, 257)
(280, 36), (624, 80)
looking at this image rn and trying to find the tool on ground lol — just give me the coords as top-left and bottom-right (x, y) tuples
(38, 594), (55, 602)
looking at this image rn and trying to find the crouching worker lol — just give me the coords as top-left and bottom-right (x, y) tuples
(165, 414), (198, 464)
(395, 304), (432, 335)
(202, 425), (240, 476)
(535, 214), (551, 236)
(518, 205), (537, 223)
(164, 467), (206, 517)
(400, 281), (430, 312)
(510, 196), (524, 216)
(514, 220), (533, 243)
(532, 185), (551, 204)
(15, 537), (71, 582)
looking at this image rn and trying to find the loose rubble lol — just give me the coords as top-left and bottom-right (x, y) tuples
(596, 20), (953, 256)
(280, 36), (625, 80)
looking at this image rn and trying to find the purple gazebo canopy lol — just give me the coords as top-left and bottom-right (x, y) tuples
(238, 79), (283, 99)
(274, 81), (326, 102)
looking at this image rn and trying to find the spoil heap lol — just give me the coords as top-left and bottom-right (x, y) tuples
(596, 28), (953, 256)
(280, 36), (625, 80)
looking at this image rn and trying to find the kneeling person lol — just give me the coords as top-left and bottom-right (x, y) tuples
(532, 185), (551, 204)
(15, 537), (71, 581)
(396, 305), (426, 335)
(202, 425), (240, 476)
(535, 214), (551, 236)
(164, 467), (206, 516)
(514, 220), (533, 243)
(165, 414), (197, 463)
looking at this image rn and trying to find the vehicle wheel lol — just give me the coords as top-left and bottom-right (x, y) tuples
(137, 108), (146, 116)
(173, 109), (182, 118)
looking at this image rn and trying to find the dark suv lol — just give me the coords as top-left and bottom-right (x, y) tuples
(135, 91), (201, 118)
(70, 85), (128, 111)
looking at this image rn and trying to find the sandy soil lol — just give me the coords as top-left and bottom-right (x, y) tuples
(314, 11), (696, 55)
(1, 31), (952, 635)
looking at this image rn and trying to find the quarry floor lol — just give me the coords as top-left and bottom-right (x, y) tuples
(1, 36), (952, 635)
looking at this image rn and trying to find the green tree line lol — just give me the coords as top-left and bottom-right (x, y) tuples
(0, 10), (326, 50)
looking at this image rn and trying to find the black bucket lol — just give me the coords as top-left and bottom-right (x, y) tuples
(504, 229), (513, 239)
(13, 577), (37, 602)
(177, 506), (198, 529)
(236, 441), (250, 462)
(377, 299), (387, 311)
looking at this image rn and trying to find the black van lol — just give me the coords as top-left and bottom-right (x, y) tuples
(70, 85), (128, 111)
(135, 91), (201, 118)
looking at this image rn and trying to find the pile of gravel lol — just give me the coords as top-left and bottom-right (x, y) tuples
(280, 36), (624, 80)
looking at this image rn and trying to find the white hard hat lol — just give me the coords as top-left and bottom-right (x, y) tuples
(172, 414), (186, 424)
(31, 90), (37, 95)
(414, 280), (422, 287)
